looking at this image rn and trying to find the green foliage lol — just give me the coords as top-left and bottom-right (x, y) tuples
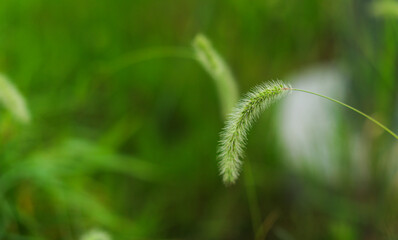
(0, 139), (157, 238)
(1, 0), (398, 239)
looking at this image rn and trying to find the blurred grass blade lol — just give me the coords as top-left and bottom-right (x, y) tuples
(0, 74), (30, 124)
(104, 47), (195, 74)
(370, 1), (398, 18)
(193, 34), (239, 117)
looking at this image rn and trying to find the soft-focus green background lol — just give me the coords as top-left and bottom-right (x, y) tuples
(1, 0), (398, 239)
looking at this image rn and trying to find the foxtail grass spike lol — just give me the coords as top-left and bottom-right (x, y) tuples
(0, 74), (31, 124)
(218, 81), (291, 185)
(218, 80), (398, 185)
(193, 34), (239, 117)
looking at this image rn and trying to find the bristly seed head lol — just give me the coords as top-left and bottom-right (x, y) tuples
(218, 80), (291, 185)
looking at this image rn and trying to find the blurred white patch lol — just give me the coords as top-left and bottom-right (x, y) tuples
(80, 228), (112, 240)
(277, 64), (362, 184)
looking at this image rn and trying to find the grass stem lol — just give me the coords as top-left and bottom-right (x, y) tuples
(292, 88), (398, 140)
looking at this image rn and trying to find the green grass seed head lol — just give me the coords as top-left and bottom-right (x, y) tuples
(218, 80), (291, 185)
(192, 34), (239, 117)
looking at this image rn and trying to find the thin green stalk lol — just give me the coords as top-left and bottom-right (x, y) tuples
(105, 47), (196, 74)
(291, 88), (398, 140)
(243, 159), (262, 238)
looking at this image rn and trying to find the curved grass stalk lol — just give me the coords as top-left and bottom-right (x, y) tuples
(218, 81), (398, 185)
(292, 88), (398, 140)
